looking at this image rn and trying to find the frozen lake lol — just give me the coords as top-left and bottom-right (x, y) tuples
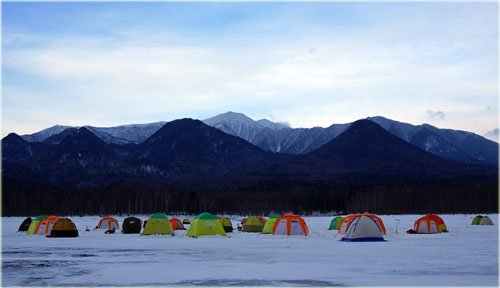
(2, 214), (498, 286)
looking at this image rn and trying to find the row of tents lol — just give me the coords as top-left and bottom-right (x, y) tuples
(17, 212), (310, 238)
(17, 213), (493, 239)
(18, 215), (78, 237)
(327, 213), (493, 241)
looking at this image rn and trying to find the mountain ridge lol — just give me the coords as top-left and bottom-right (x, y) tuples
(14, 112), (498, 166)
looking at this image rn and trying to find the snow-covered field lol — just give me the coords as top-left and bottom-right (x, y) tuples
(2, 214), (498, 286)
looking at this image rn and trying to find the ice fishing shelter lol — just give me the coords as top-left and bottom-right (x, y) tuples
(329, 216), (344, 230)
(142, 213), (174, 235)
(97, 216), (120, 230)
(18, 217), (32, 232)
(341, 214), (385, 242)
(34, 215), (61, 236)
(339, 213), (386, 235)
(170, 218), (186, 230)
(27, 215), (48, 235)
(272, 213), (309, 236)
(47, 218), (79, 238)
(219, 217), (233, 233)
(480, 216), (494, 225)
(262, 214), (280, 234)
(243, 216), (265, 232)
(122, 217), (142, 234)
(432, 214), (447, 232)
(187, 212), (227, 238)
(412, 215), (442, 234)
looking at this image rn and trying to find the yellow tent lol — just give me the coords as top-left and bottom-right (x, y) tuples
(243, 216), (265, 232)
(219, 217), (233, 233)
(142, 213), (174, 235)
(187, 212), (227, 238)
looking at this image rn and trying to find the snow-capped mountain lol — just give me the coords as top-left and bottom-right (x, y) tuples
(202, 112), (349, 154)
(16, 112), (498, 166)
(21, 122), (166, 145)
(204, 113), (498, 165)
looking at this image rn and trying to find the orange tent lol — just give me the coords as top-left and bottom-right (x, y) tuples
(169, 217), (186, 230)
(272, 213), (309, 236)
(339, 212), (386, 235)
(413, 214), (447, 234)
(35, 215), (60, 235)
(97, 216), (120, 230)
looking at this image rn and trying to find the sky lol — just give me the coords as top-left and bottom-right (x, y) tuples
(2, 2), (498, 140)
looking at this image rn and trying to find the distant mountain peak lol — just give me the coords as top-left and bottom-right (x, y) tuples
(59, 126), (106, 146)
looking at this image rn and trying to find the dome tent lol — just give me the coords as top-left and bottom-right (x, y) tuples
(122, 217), (142, 234)
(272, 213), (309, 236)
(170, 217), (186, 230)
(183, 218), (191, 224)
(480, 216), (494, 225)
(262, 214), (280, 234)
(329, 216), (344, 230)
(411, 214), (446, 234)
(142, 213), (174, 235)
(34, 215), (60, 236)
(97, 216), (120, 230)
(243, 216), (265, 232)
(341, 214), (385, 242)
(47, 218), (79, 238)
(18, 217), (32, 232)
(27, 215), (48, 235)
(339, 212), (386, 235)
(187, 212), (226, 238)
(219, 217), (233, 233)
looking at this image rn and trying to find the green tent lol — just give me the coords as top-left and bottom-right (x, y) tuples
(122, 216), (142, 234)
(142, 213), (174, 235)
(27, 215), (48, 235)
(262, 214), (280, 234)
(329, 216), (344, 230)
(187, 212), (226, 237)
(472, 215), (484, 225)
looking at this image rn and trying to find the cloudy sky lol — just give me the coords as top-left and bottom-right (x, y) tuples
(2, 2), (498, 140)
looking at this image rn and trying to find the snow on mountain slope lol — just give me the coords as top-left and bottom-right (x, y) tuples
(21, 122), (166, 145)
(86, 122), (166, 144)
(255, 119), (289, 130)
(22, 125), (72, 142)
(204, 113), (497, 165)
(17, 112), (498, 165)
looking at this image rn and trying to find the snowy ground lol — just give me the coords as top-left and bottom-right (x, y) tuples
(2, 214), (498, 286)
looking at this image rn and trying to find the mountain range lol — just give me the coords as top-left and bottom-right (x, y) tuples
(2, 117), (496, 189)
(19, 112), (498, 166)
(3, 116), (497, 215)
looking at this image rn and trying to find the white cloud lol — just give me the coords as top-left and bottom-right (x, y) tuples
(484, 128), (499, 142)
(2, 3), (498, 137)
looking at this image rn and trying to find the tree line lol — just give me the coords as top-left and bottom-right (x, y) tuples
(2, 180), (497, 216)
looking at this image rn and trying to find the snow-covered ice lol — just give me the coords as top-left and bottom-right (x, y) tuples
(2, 214), (498, 286)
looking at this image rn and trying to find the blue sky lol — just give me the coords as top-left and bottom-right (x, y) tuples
(2, 2), (498, 140)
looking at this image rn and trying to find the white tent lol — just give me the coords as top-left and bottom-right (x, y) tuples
(480, 216), (494, 225)
(341, 215), (385, 242)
